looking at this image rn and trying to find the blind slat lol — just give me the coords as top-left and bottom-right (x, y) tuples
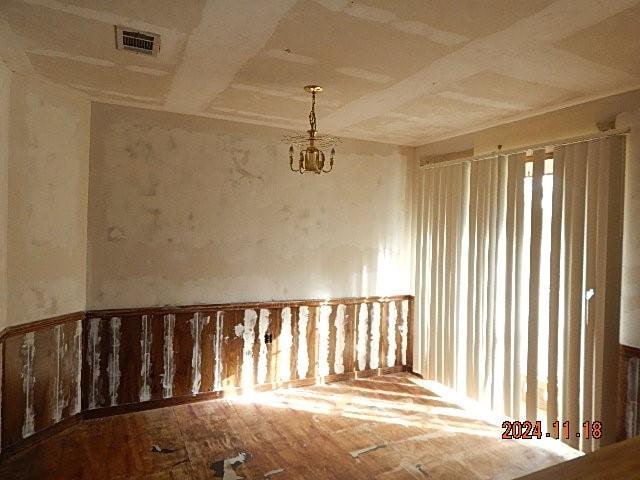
(547, 149), (565, 432)
(526, 150), (545, 420)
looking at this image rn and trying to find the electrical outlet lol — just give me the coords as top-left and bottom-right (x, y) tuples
(264, 332), (273, 344)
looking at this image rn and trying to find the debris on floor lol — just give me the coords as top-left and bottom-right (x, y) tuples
(211, 452), (250, 479)
(416, 463), (430, 477)
(349, 444), (387, 459)
(150, 444), (177, 454)
(264, 468), (284, 478)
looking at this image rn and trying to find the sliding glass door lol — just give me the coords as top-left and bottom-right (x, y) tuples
(414, 136), (625, 452)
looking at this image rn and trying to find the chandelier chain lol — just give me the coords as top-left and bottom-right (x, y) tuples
(309, 91), (317, 132)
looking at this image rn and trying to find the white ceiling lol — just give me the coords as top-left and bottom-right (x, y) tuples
(1, 0), (640, 146)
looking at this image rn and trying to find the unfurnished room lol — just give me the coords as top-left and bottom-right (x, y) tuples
(0, 1), (640, 479)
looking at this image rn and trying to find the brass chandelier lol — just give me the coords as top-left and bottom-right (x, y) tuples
(284, 85), (338, 174)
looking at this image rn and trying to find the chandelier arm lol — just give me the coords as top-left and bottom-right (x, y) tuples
(322, 147), (335, 172)
(289, 146), (300, 172)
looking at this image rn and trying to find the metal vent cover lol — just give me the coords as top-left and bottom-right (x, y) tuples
(115, 26), (160, 56)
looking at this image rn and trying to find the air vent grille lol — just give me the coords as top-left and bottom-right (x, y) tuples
(115, 26), (160, 57)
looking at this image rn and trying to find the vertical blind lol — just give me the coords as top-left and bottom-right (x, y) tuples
(414, 136), (625, 452)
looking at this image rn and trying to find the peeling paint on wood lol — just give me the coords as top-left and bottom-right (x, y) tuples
(234, 323), (244, 338)
(334, 304), (346, 375)
(21, 332), (35, 438)
(370, 302), (381, 369)
(387, 301), (398, 367)
(211, 451), (249, 479)
(318, 305), (331, 377)
(140, 315), (152, 401)
(107, 317), (121, 406)
(87, 318), (102, 409)
(190, 313), (209, 394)
(357, 303), (369, 371)
(401, 299), (409, 365)
(241, 309), (257, 389)
(278, 307), (292, 382)
(626, 357), (640, 438)
(162, 314), (176, 398)
(297, 306), (309, 379)
(73, 320), (82, 414)
(52, 324), (68, 423)
(257, 309), (270, 385)
(213, 311), (224, 391)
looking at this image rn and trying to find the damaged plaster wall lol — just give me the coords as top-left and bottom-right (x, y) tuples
(4, 73), (90, 329)
(0, 63), (9, 331)
(618, 108), (640, 349)
(87, 103), (413, 309)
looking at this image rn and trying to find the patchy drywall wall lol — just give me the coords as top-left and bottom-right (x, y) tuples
(6, 75), (90, 327)
(0, 64), (10, 331)
(87, 103), (413, 309)
(618, 109), (640, 348)
(415, 89), (640, 349)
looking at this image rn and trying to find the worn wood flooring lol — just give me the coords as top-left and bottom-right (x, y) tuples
(0, 373), (579, 479)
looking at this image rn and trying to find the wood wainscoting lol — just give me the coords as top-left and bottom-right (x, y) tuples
(82, 296), (413, 415)
(0, 312), (84, 455)
(619, 343), (640, 440)
(0, 295), (413, 457)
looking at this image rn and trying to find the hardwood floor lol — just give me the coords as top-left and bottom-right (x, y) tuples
(0, 373), (579, 479)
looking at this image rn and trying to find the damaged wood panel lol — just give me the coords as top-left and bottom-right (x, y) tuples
(343, 303), (356, 375)
(369, 302), (381, 370)
(148, 314), (164, 401)
(289, 306), (299, 382)
(2, 335), (27, 447)
(116, 315), (142, 405)
(61, 320), (82, 418)
(256, 309), (271, 386)
(394, 300), (404, 367)
(1, 297), (413, 455)
(199, 313), (215, 393)
(220, 309), (244, 389)
(171, 313), (195, 397)
(32, 328), (55, 433)
(266, 307), (282, 385)
(302, 306), (317, 380)
(356, 303), (369, 372)
(405, 299), (413, 369)
(379, 301), (389, 371)
(83, 317), (105, 410)
(327, 305), (338, 376)
(1, 314), (83, 451)
(240, 309), (258, 389)
(618, 344), (640, 440)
